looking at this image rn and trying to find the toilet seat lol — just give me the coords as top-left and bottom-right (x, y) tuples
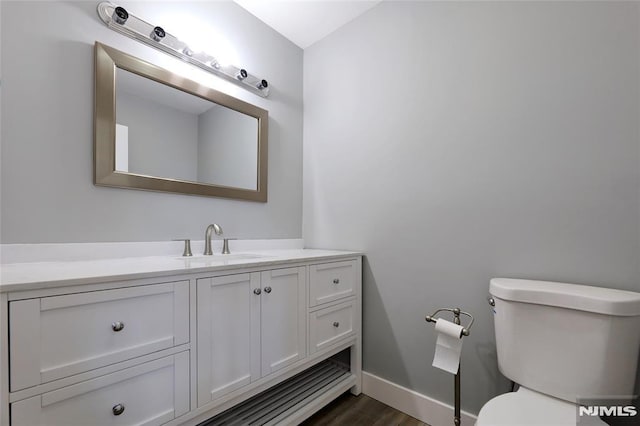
(475, 387), (607, 426)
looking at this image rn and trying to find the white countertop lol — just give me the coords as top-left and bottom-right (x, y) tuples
(0, 249), (361, 293)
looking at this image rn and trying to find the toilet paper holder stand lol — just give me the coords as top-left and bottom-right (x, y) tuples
(425, 307), (474, 426)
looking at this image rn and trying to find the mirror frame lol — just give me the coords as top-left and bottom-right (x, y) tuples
(94, 42), (268, 202)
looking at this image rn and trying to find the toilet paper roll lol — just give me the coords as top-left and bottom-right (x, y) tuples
(434, 318), (464, 338)
(432, 319), (464, 374)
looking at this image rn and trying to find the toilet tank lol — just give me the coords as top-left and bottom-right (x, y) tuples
(490, 278), (640, 403)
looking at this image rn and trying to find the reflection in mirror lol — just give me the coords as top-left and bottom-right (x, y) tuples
(94, 42), (268, 201)
(115, 69), (259, 190)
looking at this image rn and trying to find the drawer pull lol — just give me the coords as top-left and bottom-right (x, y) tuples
(264, 286), (272, 294)
(111, 321), (125, 332)
(253, 288), (262, 295)
(112, 403), (125, 416)
(333, 321), (340, 328)
(333, 278), (340, 284)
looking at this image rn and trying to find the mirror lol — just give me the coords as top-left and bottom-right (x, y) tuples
(94, 42), (268, 201)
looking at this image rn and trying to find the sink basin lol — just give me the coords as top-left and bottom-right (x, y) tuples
(176, 253), (269, 262)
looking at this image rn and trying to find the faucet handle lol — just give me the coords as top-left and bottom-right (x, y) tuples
(173, 239), (193, 257)
(222, 238), (237, 255)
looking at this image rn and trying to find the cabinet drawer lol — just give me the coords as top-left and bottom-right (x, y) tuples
(309, 260), (356, 307)
(309, 301), (355, 354)
(11, 351), (190, 426)
(10, 281), (189, 391)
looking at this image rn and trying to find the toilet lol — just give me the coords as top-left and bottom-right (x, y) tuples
(476, 278), (640, 426)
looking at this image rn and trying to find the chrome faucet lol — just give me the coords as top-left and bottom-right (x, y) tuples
(204, 223), (223, 255)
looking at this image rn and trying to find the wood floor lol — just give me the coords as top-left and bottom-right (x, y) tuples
(301, 393), (429, 426)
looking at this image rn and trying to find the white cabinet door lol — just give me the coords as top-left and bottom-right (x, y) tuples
(11, 352), (189, 426)
(309, 260), (356, 307)
(260, 267), (306, 376)
(309, 300), (355, 354)
(197, 273), (261, 407)
(10, 282), (189, 391)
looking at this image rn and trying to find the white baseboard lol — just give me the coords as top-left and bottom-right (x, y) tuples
(362, 371), (477, 426)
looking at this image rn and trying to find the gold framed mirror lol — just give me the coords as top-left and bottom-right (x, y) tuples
(94, 42), (268, 202)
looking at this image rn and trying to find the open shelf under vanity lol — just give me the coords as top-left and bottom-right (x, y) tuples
(200, 357), (355, 426)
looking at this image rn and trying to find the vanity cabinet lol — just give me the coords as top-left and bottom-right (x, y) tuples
(0, 250), (361, 426)
(196, 267), (306, 406)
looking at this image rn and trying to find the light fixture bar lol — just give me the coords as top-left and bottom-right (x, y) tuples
(97, 2), (270, 97)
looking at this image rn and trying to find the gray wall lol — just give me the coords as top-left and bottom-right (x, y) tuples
(117, 91), (198, 182)
(197, 105), (258, 189)
(303, 1), (640, 414)
(0, 1), (303, 243)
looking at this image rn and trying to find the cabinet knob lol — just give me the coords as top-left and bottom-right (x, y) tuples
(111, 321), (125, 332)
(333, 321), (340, 328)
(112, 403), (125, 416)
(333, 278), (340, 284)
(253, 288), (262, 295)
(264, 286), (272, 294)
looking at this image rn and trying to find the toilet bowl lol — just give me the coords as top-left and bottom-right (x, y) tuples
(476, 387), (606, 426)
(475, 278), (640, 426)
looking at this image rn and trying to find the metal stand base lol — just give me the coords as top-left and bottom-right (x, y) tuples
(425, 307), (474, 426)
(453, 309), (461, 426)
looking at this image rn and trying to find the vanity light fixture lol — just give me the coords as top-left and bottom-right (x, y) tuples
(192, 51), (211, 64)
(112, 6), (128, 25)
(96, 2), (270, 97)
(151, 26), (165, 42)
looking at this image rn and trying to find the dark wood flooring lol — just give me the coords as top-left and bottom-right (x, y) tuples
(301, 393), (429, 426)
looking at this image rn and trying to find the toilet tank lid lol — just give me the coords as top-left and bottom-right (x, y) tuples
(490, 278), (640, 316)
